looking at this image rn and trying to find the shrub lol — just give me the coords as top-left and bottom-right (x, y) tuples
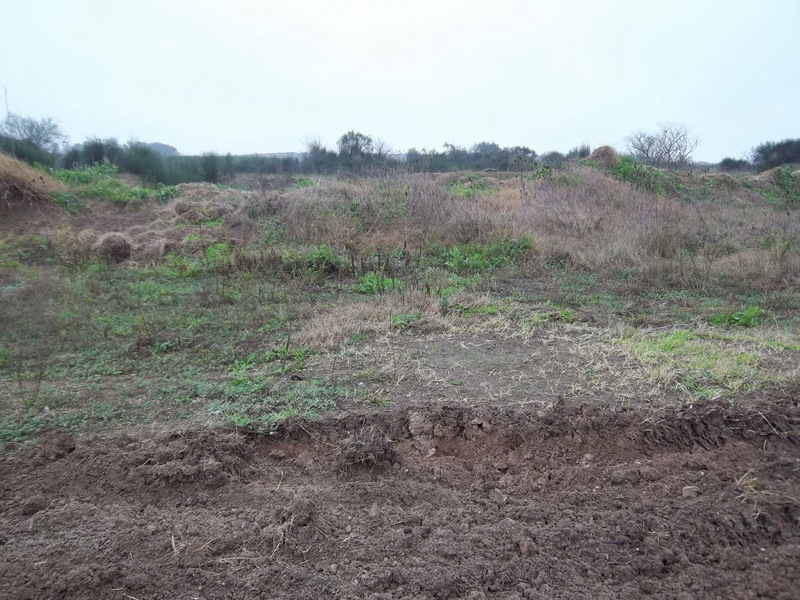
(119, 143), (166, 185)
(566, 144), (591, 159)
(719, 157), (750, 172)
(92, 232), (133, 263)
(775, 166), (800, 204)
(282, 245), (343, 275)
(153, 183), (180, 203)
(540, 151), (567, 169)
(609, 157), (667, 195)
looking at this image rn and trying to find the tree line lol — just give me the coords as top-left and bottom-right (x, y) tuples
(2, 112), (799, 185)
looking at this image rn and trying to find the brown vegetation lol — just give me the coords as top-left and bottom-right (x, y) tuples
(229, 166), (798, 293)
(0, 153), (66, 234)
(91, 232), (133, 262)
(586, 145), (620, 168)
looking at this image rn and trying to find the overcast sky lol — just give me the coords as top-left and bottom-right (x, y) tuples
(2, 0), (798, 162)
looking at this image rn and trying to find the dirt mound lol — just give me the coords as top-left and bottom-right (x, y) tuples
(750, 166), (800, 190)
(587, 146), (620, 169)
(0, 153), (62, 208)
(91, 232), (133, 262)
(173, 198), (233, 224)
(0, 153), (66, 234)
(1, 401), (798, 599)
(65, 183), (252, 265)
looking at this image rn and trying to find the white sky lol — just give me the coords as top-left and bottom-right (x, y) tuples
(2, 0), (798, 162)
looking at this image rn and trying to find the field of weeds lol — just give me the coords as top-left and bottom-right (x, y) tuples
(1, 159), (799, 442)
(2, 155), (799, 599)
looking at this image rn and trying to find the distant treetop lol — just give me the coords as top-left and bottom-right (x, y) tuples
(145, 142), (179, 156)
(751, 139), (800, 172)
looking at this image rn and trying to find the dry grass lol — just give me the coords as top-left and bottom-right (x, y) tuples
(132, 163), (793, 299)
(51, 228), (95, 265)
(0, 152), (63, 210)
(333, 425), (396, 475)
(734, 469), (800, 518)
(227, 164), (800, 297)
(295, 291), (449, 351)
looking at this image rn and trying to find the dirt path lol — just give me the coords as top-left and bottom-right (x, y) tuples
(1, 401), (798, 600)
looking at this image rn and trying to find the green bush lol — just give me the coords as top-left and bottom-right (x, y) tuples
(775, 166), (800, 204)
(610, 157), (667, 195)
(119, 143), (166, 185)
(1, 136), (54, 166)
(282, 245), (343, 275)
(153, 183), (180, 203)
(719, 157), (750, 172)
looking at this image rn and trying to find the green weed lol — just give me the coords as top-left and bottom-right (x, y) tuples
(709, 306), (763, 327)
(447, 175), (497, 196)
(153, 183), (180, 202)
(46, 160), (150, 204)
(51, 190), (83, 213)
(354, 272), (404, 294)
(624, 329), (765, 399)
(453, 303), (500, 316)
(776, 166), (800, 205)
(281, 245), (343, 275)
(434, 237), (532, 275)
(609, 157), (667, 195)
(0, 413), (51, 447)
(390, 309), (422, 331)
(202, 216), (225, 227)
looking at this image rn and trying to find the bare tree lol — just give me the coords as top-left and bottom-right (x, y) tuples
(655, 124), (698, 167)
(0, 112), (68, 155)
(372, 138), (393, 159)
(625, 123), (698, 167)
(625, 130), (659, 164)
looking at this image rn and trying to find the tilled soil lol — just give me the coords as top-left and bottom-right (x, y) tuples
(1, 401), (799, 600)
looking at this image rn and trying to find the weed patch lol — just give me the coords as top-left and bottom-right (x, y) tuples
(709, 306), (763, 327)
(208, 377), (344, 428)
(615, 327), (792, 400)
(609, 157), (667, 195)
(390, 309), (422, 331)
(45, 161), (149, 204)
(434, 237), (532, 275)
(446, 175), (497, 196)
(354, 272), (404, 294)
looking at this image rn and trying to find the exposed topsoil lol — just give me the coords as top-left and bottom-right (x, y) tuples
(1, 400), (798, 600)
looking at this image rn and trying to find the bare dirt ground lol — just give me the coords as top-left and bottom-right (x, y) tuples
(2, 399), (798, 600)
